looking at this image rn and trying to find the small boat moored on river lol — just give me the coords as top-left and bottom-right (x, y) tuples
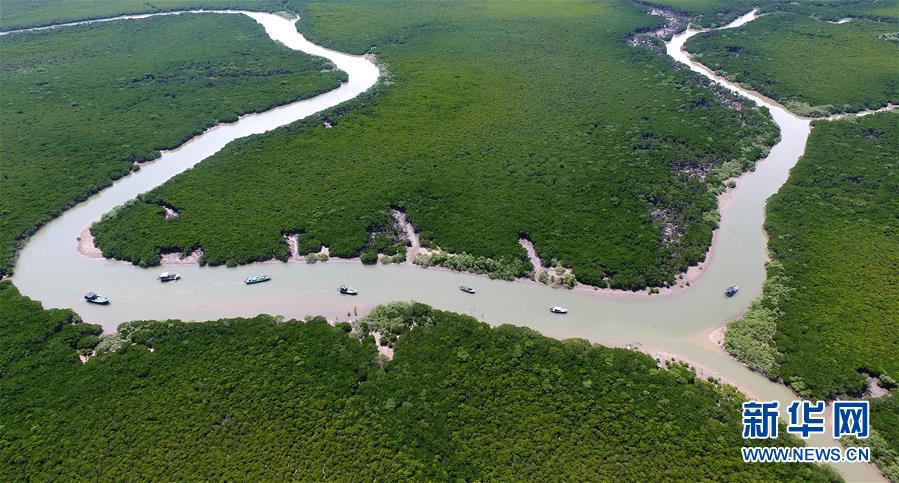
(550, 306), (568, 314)
(459, 286), (476, 294)
(725, 285), (739, 297)
(245, 275), (271, 285)
(339, 285), (358, 295)
(158, 272), (180, 282)
(84, 292), (109, 305)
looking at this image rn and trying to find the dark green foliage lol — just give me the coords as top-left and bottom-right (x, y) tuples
(351, 302), (837, 481)
(645, 0), (899, 26)
(641, 0), (763, 27)
(0, 13), (346, 276)
(756, 112), (899, 400)
(0, 283), (92, 377)
(687, 12), (898, 115)
(359, 251), (378, 264)
(0, 281), (377, 479)
(0, 0), (287, 30)
(92, 0), (777, 290)
(0, 283), (837, 480)
(366, 219), (408, 262)
(770, 0), (899, 22)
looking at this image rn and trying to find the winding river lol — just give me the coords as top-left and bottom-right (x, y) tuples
(4, 9), (883, 481)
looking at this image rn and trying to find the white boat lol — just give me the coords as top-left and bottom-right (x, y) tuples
(245, 275), (271, 284)
(84, 292), (110, 305)
(159, 272), (180, 282)
(550, 306), (568, 314)
(339, 285), (358, 295)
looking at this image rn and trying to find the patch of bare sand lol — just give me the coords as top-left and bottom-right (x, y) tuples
(371, 331), (395, 360)
(76, 228), (103, 258)
(392, 210), (421, 264)
(864, 374), (891, 399)
(160, 249), (203, 265)
(636, 345), (759, 399)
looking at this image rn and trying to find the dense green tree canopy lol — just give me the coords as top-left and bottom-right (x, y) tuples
(0, 0), (287, 30)
(0, 283), (839, 480)
(726, 112), (899, 401)
(0, 13), (345, 276)
(647, 0), (899, 26)
(770, 112), (899, 399)
(687, 12), (898, 116)
(90, 0), (777, 290)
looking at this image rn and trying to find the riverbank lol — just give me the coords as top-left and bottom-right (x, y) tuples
(73, 174), (733, 298)
(6, 8), (887, 480)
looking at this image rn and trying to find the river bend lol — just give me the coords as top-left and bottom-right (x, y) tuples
(4, 9), (882, 481)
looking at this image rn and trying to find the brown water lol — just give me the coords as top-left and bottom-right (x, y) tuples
(6, 9), (883, 481)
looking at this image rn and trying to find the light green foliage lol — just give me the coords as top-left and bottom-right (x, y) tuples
(537, 270), (550, 284)
(843, 424), (899, 481)
(0, 282), (837, 480)
(687, 12), (898, 115)
(882, 375), (898, 390)
(870, 393), (899, 480)
(92, 0), (777, 290)
(0, 13), (345, 275)
(723, 260), (791, 378)
(304, 252), (329, 263)
(352, 300), (436, 339)
(413, 251), (532, 281)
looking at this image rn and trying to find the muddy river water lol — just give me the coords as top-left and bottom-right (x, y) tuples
(5, 9), (883, 481)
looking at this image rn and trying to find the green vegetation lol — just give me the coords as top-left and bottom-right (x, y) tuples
(92, 0), (777, 290)
(0, 0), (286, 30)
(874, 394), (899, 450)
(645, 0), (899, 26)
(413, 251), (531, 281)
(0, 13), (345, 276)
(641, 0), (761, 27)
(687, 12), (898, 115)
(0, 283), (838, 480)
(726, 112), (899, 400)
(723, 260), (789, 377)
(844, 392), (899, 481)
(770, 112), (899, 399)
(773, 0), (899, 22)
(843, 391), (899, 481)
(870, 394), (899, 480)
(844, 429), (899, 481)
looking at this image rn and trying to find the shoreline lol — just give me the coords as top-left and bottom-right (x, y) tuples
(65, 7), (892, 300)
(10, 8), (890, 480)
(73, 175), (744, 299)
(641, 347), (759, 399)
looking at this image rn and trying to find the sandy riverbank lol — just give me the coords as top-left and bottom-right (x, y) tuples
(77, 228), (103, 258)
(74, 171), (744, 300)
